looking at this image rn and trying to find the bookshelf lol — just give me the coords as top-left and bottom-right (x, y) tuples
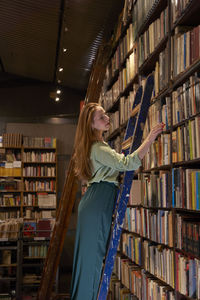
(93, 0), (200, 299)
(0, 134), (57, 298)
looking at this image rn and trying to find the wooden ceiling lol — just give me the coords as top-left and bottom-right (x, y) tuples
(0, 0), (124, 93)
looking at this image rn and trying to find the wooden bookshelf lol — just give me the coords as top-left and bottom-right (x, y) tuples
(0, 135), (57, 297)
(96, 0), (200, 299)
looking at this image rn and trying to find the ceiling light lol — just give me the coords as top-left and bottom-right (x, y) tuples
(56, 89), (61, 94)
(63, 48), (67, 53)
(59, 67), (63, 72)
(57, 79), (61, 83)
(55, 97), (60, 102)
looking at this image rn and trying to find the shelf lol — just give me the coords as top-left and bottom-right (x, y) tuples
(173, 207), (200, 214)
(175, 247), (200, 260)
(139, 35), (168, 75)
(24, 256), (46, 259)
(0, 264), (17, 267)
(172, 59), (200, 90)
(0, 206), (21, 209)
(23, 161), (56, 164)
(23, 206), (56, 210)
(24, 190), (56, 193)
(0, 146), (21, 149)
(122, 252), (174, 289)
(0, 246), (17, 250)
(0, 238), (18, 242)
(172, 0), (200, 30)
(172, 158), (200, 167)
(0, 277), (16, 281)
(23, 263), (44, 267)
(0, 190), (22, 193)
(23, 147), (56, 150)
(172, 111), (200, 129)
(142, 164), (171, 172)
(137, 0), (168, 37)
(23, 176), (56, 178)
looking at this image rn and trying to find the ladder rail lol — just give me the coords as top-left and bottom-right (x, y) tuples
(97, 74), (154, 299)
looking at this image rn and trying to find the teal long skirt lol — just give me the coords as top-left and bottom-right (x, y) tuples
(70, 181), (118, 300)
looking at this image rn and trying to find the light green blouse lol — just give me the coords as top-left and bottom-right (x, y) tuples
(88, 141), (141, 186)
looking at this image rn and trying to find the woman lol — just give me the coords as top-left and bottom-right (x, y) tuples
(70, 103), (164, 299)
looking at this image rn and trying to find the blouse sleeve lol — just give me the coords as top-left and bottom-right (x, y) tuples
(92, 142), (141, 171)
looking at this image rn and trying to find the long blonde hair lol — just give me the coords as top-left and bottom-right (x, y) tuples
(73, 102), (101, 180)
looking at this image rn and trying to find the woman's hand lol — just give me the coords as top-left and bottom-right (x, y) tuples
(137, 122), (165, 160)
(147, 122), (165, 143)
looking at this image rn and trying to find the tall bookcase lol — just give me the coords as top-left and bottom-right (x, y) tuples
(0, 134), (57, 298)
(95, 0), (200, 299)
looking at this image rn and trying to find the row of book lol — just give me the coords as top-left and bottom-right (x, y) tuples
(119, 96), (134, 126)
(24, 244), (48, 258)
(142, 172), (171, 208)
(124, 207), (173, 247)
(23, 166), (56, 177)
(172, 168), (200, 210)
(143, 117), (200, 168)
(101, 53), (138, 109)
(113, 257), (175, 300)
(171, 0), (191, 25)
(142, 269), (175, 300)
(0, 148), (21, 162)
(173, 118), (200, 162)
(175, 252), (200, 298)
(175, 214), (200, 257)
(142, 133), (171, 170)
(122, 233), (142, 266)
(24, 179), (56, 192)
(0, 249), (14, 265)
(24, 209), (55, 220)
(109, 111), (120, 136)
(171, 25), (200, 78)
(0, 162), (21, 177)
(108, 277), (132, 300)
(0, 194), (21, 206)
(23, 219), (55, 238)
(172, 74), (200, 125)
(23, 192), (56, 208)
(2, 133), (22, 147)
(145, 97), (171, 133)
(121, 260), (142, 299)
(0, 211), (20, 220)
(23, 136), (56, 148)
(0, 219), (23, 239)
(107, 23), (135, 82)
(132, 0), (161, 38)
(138, 7), (168, 67)
(143, 240), (174, 288)
(23, 151), (56, 163)
(154, 45), (169, 96)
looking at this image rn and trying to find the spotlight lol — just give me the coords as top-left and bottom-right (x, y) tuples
(55, 97), (60, 102)
(59, 67), (63, 72)
(56, 89), (61, 94)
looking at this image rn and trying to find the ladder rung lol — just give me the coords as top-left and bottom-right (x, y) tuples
(122, 136), (132, 150)
(131, 103), (140, 117)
